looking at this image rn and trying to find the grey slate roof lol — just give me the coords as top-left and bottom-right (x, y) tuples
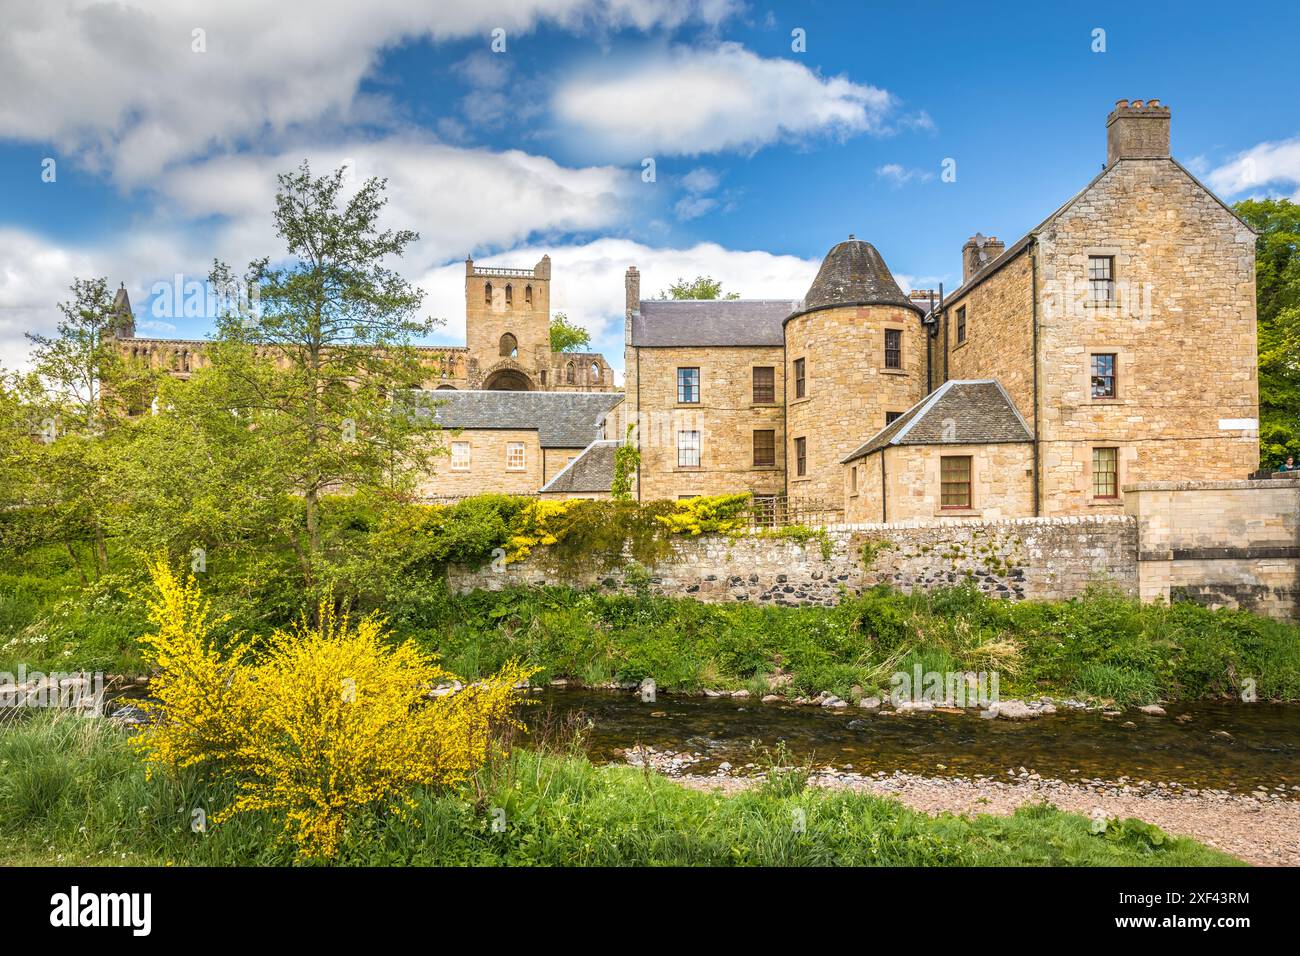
(788, 237), (920, 322)
(842, 380), (1032, 463)
(539, 440), (619, 494)
(631, 299), (799, 347)
(410, 389), (622, 448)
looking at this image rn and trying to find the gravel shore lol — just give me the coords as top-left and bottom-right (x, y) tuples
(621, 747), (1300, 866)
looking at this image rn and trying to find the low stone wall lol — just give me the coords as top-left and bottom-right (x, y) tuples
(1125, 480), (1300, 620)
(447, 515), (1138, 606)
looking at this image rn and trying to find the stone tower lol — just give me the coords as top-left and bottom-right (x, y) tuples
(784, 237), (926, 502)
(465, 255), (552, 390)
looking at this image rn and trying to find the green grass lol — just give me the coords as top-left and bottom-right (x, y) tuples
(0, 713), (1241, 867)
(4, 532), (1300, 707)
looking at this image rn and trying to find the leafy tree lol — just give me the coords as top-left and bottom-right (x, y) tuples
(208, 162), (441, 580)
(10, 279), (155, 578)
(549, 312), (591, 353)
(1235, 198), (1300, 467)
(655, 276), (740, 300)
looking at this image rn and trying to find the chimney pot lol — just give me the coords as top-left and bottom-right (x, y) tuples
(1115, 99), (1129, 109)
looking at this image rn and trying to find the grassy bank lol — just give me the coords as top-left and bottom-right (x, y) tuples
(4, 536), (1300, 705)
(0, 714), (1239, 866)
(416, 584), (1300, 707)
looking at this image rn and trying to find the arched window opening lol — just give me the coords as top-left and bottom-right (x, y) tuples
(505, 284), (513, 306)
(499, 333), (518, 358)
(484, 282), (492, 305)
(590, 362), (600, 382)
(525, 285), (533, 306)
(565, 362), (575, 385)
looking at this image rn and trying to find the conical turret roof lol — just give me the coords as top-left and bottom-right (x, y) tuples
(788, 236), (919, 320)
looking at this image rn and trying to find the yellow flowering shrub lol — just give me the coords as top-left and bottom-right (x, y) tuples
(134, 560), (534, 859)
(654, 493), (753, 536)
(504, 498), (581, 563)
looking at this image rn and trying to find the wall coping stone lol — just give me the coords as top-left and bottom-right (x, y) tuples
(800, 514), (1135, 534)
(1125, 480), (1295, 492)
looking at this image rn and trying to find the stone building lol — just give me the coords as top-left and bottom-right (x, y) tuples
(410, 390), (622, 500)
(924, 98), (1259, 517)
(109, 255), (615, 393)
(624, 100), (1260, 519)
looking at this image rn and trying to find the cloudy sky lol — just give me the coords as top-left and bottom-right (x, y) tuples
(2, 0), (1298, 377)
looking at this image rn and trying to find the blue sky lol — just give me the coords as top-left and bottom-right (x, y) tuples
(2, 0), (1297, 377)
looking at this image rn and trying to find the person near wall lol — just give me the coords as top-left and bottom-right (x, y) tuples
(1281, 456), (1297, 472)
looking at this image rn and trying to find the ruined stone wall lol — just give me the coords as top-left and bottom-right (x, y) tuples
(448, 515), (1138, 607)
(1125, 480), (1300, 620)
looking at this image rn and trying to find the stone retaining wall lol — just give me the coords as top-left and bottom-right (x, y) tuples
(1125, 480), (1300, 620)
(447, 515), (1139, 607)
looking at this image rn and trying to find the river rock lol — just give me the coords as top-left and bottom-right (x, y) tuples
(821, 696), (848, 709)
(988, 700), (1036, 720)
(1138, 704), (1167, 716)
(894, 700), (934, 714)
(858, 696), (882, 710)
(761, 694), (781, 703)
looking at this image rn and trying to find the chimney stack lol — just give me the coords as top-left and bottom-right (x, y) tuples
(624, 265), (640, 315)
(1106, 98), (1170, 166)
(961, 234), (1005, 283)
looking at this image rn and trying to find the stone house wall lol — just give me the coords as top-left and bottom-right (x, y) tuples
(413, 428), (543, 498)
(938, 251), (1036, 427)
(846, 443), (1035, 523)
(630, 344), (786, 501)
(1034, 159), (1259, 516)
(785, 304), (926, 502)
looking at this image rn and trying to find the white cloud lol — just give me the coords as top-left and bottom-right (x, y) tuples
(875, 163), (934, 186)
(156, 138), (638, 264)
(0, 0), (739, 184)
(1206, 136), (1300, 197)
(552, 42), (896, 157)
(679, 167), (721, 193)
(673, 195), (718, 220)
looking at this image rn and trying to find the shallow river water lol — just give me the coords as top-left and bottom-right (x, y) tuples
(522, 689), (1300, 795)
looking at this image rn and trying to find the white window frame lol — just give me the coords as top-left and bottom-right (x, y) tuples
(450, 441), (471, 471)
(506, 441), (526, 471)
(677, 430), (701, 468)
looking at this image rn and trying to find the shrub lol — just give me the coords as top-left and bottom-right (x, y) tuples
(655, 493), (753, 536)
(133, 561), (534, 859)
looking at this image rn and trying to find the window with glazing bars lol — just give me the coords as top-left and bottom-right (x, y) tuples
(793, 358), (806, 399)
(1091, 353), (1117, 399)
(1089, 256), (1114, 303)
(677, 430), (701, 467)
(677, 367), (700, 404)
(794, 437), (807, 476)
(1092, 447), (1118, 497)
(752, 366), (775, 404)
(884, 328), (902, 369)
(940, 455), (972, 509)
(753, 429), (775, 467)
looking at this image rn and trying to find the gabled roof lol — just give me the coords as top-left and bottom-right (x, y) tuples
(939, 157), (1255, 308)
(409, 390), (622, 448)
(539, 439), (619, 494)
(841, 380), (1032, 463)
(788, 237), (921, 322)
(631, 299), (799, 347)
